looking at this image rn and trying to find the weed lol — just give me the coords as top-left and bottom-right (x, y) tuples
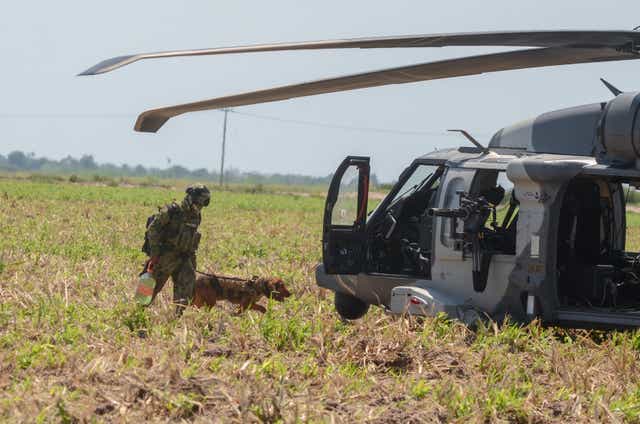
(55, 399), (76, 424)
(433, 381), (477, 419)
(166, 393), (201, 418)
(611, 386), (640, 421)
(628, 330), (640, 352)
(482, 386), (530, 421)
(473, 318), (532, 353)
(300, 357), (319, 378)
(338, 361), (365, 378)
(207, 357), (225, 373)
(16, 342), (65, 370)
(410, 380), (431, 400)
(259, 308), (314, 351)
(260, 356), (288, 379)
(180, 364), (196, 379)
(122, 306), (150, 332)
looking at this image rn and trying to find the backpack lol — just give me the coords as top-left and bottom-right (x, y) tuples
(141, 203), (181, 255)
(141, 214), (156, 255)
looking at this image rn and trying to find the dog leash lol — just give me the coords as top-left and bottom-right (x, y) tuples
(195, 270), (252, 282)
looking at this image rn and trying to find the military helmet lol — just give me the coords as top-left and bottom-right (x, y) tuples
(185, 184), (211, 207)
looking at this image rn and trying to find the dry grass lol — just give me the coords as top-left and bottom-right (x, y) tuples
(2, 179), (640, 423)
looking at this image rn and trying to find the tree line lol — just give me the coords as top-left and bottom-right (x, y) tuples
(0, 151), (380, 186)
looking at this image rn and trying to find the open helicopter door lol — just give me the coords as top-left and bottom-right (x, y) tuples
(323, 156), (370, 274)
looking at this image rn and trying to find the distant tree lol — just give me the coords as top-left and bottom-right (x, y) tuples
(99, 163), (119, 174)
(166, 165), (189, 179)
(1, 150), (337, 186)
(79, 155), (97, 170)
(192, 168), (211, 179)
(60, 155), (79, 169)
(29, 158), (46, 170)
(7, 151), (28, 169)
(134, 165), (147, 176)
(245, 171), (261, 183)
(147, 167), (163, 178)
(225, 168), (241, 182)
(370, 173), (380, 187)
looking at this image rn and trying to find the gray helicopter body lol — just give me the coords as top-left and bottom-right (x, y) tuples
(319, 93), (640, 327)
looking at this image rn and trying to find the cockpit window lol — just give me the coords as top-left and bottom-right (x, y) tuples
(389, 165), (441, 205)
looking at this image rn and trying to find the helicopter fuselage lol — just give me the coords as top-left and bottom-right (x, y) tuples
(318, 92), (640, 328)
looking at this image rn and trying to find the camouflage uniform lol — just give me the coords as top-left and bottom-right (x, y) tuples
(144, 184), (210, 313)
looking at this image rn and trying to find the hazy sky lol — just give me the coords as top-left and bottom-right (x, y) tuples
(2, 1), (640, 181)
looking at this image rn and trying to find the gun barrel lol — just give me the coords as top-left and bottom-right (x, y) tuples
(427, 208), (468, 218)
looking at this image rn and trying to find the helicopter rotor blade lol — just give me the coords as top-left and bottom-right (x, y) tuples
(135, 47), (640, 133)
(79, 30), (640, 75)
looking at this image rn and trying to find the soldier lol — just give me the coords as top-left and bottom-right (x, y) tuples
(142, 184), (211, 315)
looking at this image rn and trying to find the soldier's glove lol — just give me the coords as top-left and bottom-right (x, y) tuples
(147, 256), (160, 273)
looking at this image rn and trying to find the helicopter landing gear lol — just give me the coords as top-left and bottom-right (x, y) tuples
(334, 292), (369, 320)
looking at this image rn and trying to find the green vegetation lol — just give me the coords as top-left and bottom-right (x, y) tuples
(0, 150), (337, 185)
(2, 177), (640, 421)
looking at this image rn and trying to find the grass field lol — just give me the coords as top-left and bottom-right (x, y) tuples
(4, 179), (640, 422)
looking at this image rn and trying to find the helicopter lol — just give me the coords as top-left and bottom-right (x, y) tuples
(82, 29), (640, 328)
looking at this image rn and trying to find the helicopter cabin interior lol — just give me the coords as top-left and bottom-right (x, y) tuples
(555, 173), (640, 314)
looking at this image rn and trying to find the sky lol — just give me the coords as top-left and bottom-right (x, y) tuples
(2, 1), (640, 182)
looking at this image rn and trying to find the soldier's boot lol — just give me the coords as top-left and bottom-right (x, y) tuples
(174, 299), (188, 317)
(172, 258), (196, 317)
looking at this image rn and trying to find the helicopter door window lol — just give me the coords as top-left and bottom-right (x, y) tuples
(323, 156), (370, 275)
(331, 166), (360, 226)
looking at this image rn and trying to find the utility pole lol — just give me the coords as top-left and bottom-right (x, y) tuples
(219, 109), (229, 186)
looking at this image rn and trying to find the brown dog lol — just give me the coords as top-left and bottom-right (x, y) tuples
(193, 273), (291, 313)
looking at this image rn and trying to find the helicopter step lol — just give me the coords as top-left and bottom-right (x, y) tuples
(388, 286), (484, 325)
(555, 307), (640, 329)
(389, 290), (640, 328)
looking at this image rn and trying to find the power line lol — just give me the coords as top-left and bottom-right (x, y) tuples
(0, 110), (493, 137)
(230, 110), (488, 137)
(0, 113), (134, 119)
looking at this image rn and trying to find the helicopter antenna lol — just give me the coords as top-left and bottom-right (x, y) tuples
(447, 129), (489, 153)
(600, 78), (623, 96)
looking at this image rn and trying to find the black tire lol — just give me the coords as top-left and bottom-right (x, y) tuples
(334, 292), (369, 320)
